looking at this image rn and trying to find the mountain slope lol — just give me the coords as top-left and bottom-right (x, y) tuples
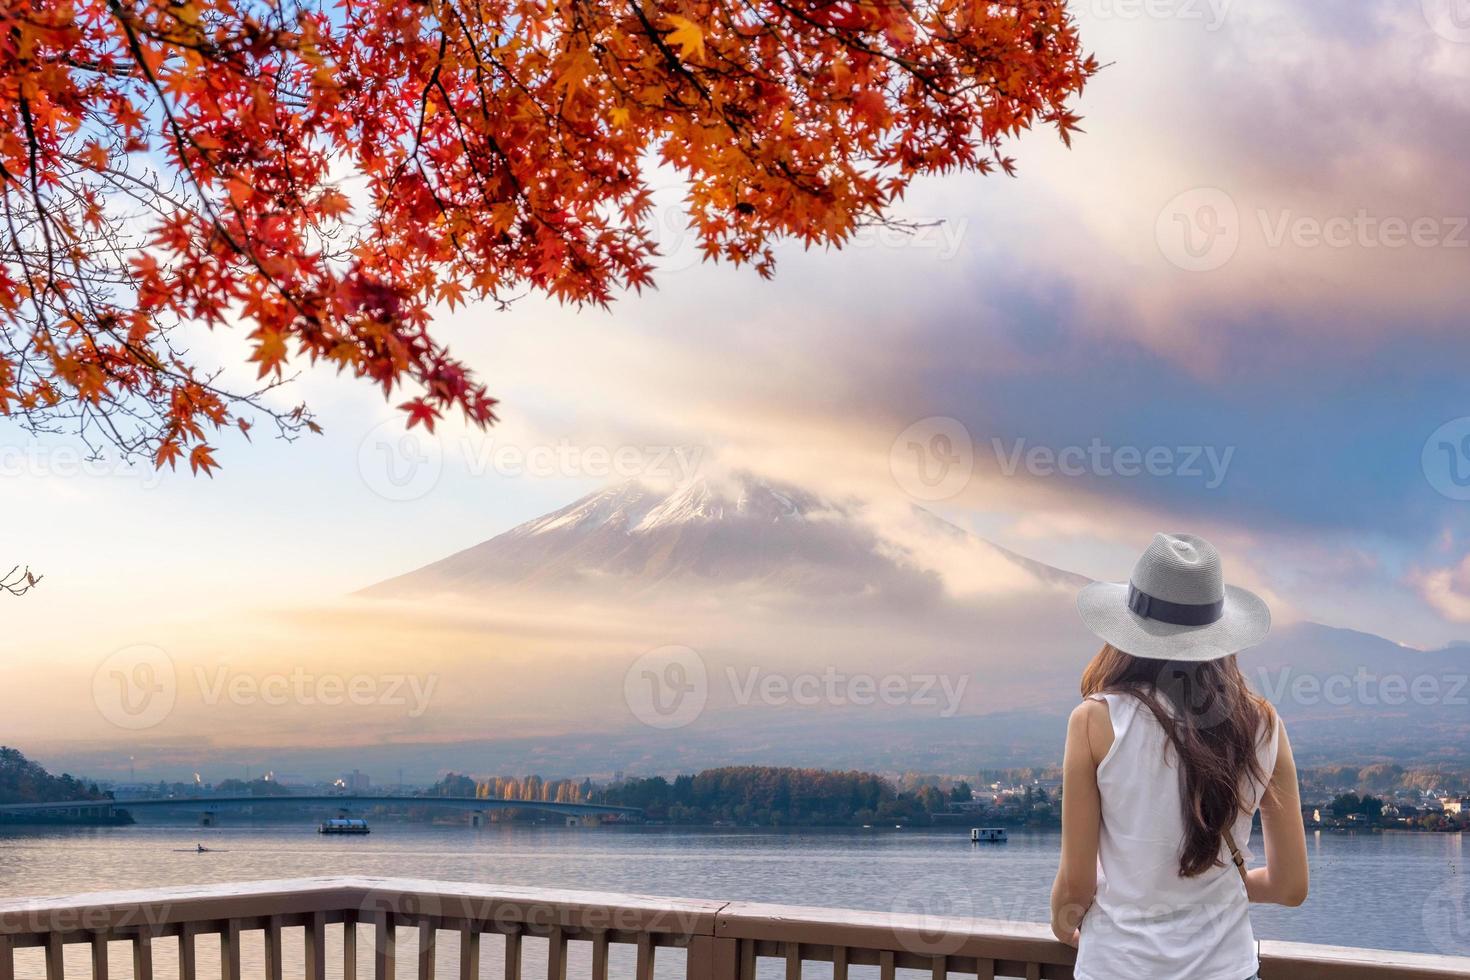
(351, 476), (1469, 769)
(362, 475), (1082, 603)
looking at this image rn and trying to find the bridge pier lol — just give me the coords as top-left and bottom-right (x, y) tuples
(199, 811), (215, 827)
(470, 811), (486, 828)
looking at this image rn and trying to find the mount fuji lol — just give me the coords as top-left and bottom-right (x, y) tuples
(352, 475), (1470, 772)
(362, 473), (1086, 603)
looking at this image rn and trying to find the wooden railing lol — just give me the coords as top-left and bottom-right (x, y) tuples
(0, 877), (1466, 980)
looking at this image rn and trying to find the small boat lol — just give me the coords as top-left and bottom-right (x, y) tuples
(971, 827), (1008, 843)
(171, 844), (227, 853)
(318, 818), (371, 835)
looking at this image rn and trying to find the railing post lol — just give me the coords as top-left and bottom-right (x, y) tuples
(345, 917), (359, 980)
(305, 913), (327, 980)
(374, 912), (396, 980)
(686, 937), (737, 980)
(458, 929), (479, 980)
(546, 927), (566, 980)
(133, 932), (154, 980)
(179, 925), (197, 980)
(220, 921), (239, 980)
(503, 929), (522, 980)
(590, 932), (609, 980)
(635, 933), (654, 980)
(417, 920), (436, 980)
(45, 931), (63, 980)
(0, 935), (12, 980)
(89, 932), (108, 980)
(265, 917), (284, 980)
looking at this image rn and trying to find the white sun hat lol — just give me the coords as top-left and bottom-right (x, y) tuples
(1077, 533), (1271, 662)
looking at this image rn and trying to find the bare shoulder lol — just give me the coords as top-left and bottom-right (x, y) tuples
(1068, 699), (1113, 766)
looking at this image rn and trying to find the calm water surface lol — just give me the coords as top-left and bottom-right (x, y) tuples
(0, 824), (1465, 975)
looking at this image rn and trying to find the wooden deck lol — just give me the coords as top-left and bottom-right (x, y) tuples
(0, 877), (1465, 980)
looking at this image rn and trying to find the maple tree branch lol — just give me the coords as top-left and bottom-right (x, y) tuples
(0, 566), (42, 597)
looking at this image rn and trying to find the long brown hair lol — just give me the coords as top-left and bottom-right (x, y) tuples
(1082, 643), (1275, 878)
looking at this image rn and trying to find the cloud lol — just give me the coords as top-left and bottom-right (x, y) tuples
(1413, 556), (1470, 623)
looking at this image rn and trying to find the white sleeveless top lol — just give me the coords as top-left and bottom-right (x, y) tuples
(1074, 692), (1280, 980)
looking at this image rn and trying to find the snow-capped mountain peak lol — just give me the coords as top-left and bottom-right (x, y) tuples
(360, 474), (1070, 602)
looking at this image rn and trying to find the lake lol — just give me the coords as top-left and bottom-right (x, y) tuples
(0, 823), (1465, 978)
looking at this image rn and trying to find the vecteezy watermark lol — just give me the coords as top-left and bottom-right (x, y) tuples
(1083, 0), (1231, 30)
(0, 443), (169, 489)
(1157, 188), (1470, 272)
(1257, 210), (1470, 251)
(1423, 873), (1470, 956)
(1156, 187), (1240, 272)
(1422, 417), (1470, 501)
(193, 666), (438, 718)
(623, 647), (972, 729)
(890, 416), (976, 502)
(359, 417), (443, 502)
(847, 218), (969, 261)
(1254, 666), (1469, 708)
(993, 438), (1234, 490)
(728, 667), (969, 717)
(623, 645), (709, 729)
(460, 439), (704, 485)
(890, 418), (1235, 501)
(888, 881), (977, 956)
(93, 644), (177, 730)
(1423, 0), (1470, 43)
(357, 420), (706, 501)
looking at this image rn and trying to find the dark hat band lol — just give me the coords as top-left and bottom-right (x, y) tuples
(1127, 582), (1225, 627)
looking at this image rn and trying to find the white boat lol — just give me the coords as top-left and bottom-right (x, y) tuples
(971, 827), (1008, 843)
(318, 818), (371, 835)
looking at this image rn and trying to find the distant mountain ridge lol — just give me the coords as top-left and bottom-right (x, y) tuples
(352, 475), (1469, 769)
(363, 474), (1085, 601)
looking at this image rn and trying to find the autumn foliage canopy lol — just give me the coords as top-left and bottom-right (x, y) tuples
(2, 0), (1094, 471)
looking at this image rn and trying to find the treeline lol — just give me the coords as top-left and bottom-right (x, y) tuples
(428, 773), (591, 803)
(1300, 763), (1467, 796)
(593, 766), (951, 826)
(0, 747), (106, 804)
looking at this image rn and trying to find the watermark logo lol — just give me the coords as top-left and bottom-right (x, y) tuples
(890, 417), (975, 501)
(889, 882), (976, 956)
(462, 440), (704, 485)
(359, 418), (442, 502)
(1084, 0), (1231, 30)
(624, 645), (708, 729)
(1157, 188), (1240, 272)
(1424, 0), (1470, 43)
(193, 666), (438, 718)
(993, 438), (1234, 489)
(1423, 417), (1470, 501)
(358, 884), (444, 931)
(1259, 211), (1468, 250)
(1159, 189), (1468, 272)
(1423, 874), (1470, 956)
(93, 644), (176, 730)
(727, 667), (970, 718)
(0, 444), (168, 488)
(1255, 666), (1468, 708)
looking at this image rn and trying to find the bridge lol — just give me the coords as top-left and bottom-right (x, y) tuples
(0, 794), (641, 826)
